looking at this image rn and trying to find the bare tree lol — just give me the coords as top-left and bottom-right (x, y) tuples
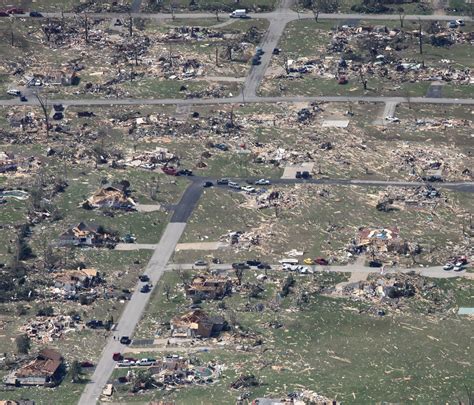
(128, 12), (133, 37)
(163, 283), (171, 301)
(234, 267), (244, 285)
(34, 92), (50, 138)
(359, 69), (368, 90)
(398, 7), (405, 28)
(418, 18), (423, 54)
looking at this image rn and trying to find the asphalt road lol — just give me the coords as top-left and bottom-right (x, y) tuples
(194, 176), (474, 193)
(9, 11), (472, 22)
(165, 262), (473, 279)
(78, 222), (186, 405)
(170, 180), (204, 223)
(3, 95), (474, 108)
(243, 0), (294, 98)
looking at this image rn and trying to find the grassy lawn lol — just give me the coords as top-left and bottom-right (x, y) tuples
(261, 19), (473, 97)
(116, 265), (473, 403)
(176, 185), (473, 265)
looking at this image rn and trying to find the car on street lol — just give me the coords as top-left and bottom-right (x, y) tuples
(20, 96), (27, 102)
(272, 48), (281, 55)
(7, 7), (24, 14)
(257, 262), (271, 270)
(232, 262), (249, 270)
(251, 56), (261, 65)
(453, 265), (464, 272)
(217, 178), (229, 185)
(314, 257), (328, 265)
(203, 181), (213, 187)
(30, 11), (43, 17)
(447, 20), (458, 28)
(177, 169), (193, 176)
(194, 259), (208, 266)
(246, 260), (261, 267)
(255, 178), (270, 185)
(138, 275), (150, 282)
(369, 260), (383, 268)
(443, 263), (454, 271)
(7, 89), (21, 96)
(119, 336), (131, 345)
(456, 19), (465, 26)
(140, 284), (151, 293)
(228, 181), (241, 189)
(241, 185), (256, 193)
(112, 352), (123, 361)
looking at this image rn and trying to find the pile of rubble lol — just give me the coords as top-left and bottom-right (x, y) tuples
(333, 272), (456, 314)
(19, 315), (83, 343)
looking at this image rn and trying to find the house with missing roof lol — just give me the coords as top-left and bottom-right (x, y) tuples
(170, 310), (226, 338)
(4, 348), (64, 387)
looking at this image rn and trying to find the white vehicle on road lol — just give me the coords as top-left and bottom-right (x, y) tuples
(255, 178), (271, 185)
(229, 9), (249, 18)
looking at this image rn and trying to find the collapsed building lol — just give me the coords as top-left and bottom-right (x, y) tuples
(185, 275), (233, 300)
(170, 310), (226, 338)
(58, 222), (118, 248)
(4, 349), (64, 387)
(82, 186), (136, 210)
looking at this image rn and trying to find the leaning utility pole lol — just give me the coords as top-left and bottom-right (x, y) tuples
(34, 92), (50, 138)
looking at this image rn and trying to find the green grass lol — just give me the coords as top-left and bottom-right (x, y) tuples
(117, 267), (474, 403)
(177, 185), (473, 266)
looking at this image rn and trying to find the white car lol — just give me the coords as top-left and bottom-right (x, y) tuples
(385, 116), (400, 123)
(242, 186), (256, 193)
(443, 263), (453, 271)
(255, 179), (271, 185)
(7, 89), (21, 96)
(453, 265), (463, 272)
(456, 19), (465, 26)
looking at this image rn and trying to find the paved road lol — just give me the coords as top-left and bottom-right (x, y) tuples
(193, 176), (474, 193)
(2, 95), (474, 107)
(243, 0), (295, 98)
(9, 11), (472, 22)
(170, 180), (203, 223)
(78, 222), (186, 405)
(165, 262), (473, 279)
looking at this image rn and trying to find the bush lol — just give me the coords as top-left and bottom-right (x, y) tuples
(37, 305), (54, 317)
(15, 334), (31, 354)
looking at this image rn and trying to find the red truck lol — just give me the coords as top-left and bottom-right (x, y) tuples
(112, 352), (123, 361)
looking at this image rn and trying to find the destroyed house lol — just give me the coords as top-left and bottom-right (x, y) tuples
(186, 276), (232, 300)
(357, 227), (400, 251)
(54, 268), (100, 292)
(171, 310), (225, 338)
(58, 222), (117, 248)
(58, 222), (98, 246)
(83, 186), (135, 210)
(5, 348), (63, 387)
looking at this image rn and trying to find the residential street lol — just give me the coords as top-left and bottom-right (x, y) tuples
(21, 2), (468, 402)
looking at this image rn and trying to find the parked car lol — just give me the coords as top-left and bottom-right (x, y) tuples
(214, 143), (229, 151)
(255, 178), (270, 185)
(80, 361), (94, 368)
(295, 171), (302, 178)
(140, 284), (151, 293)
(453, 265), (464, 272)
(30, 11), (43, 17)
(203, 181), (213, 187)
(112, 352), (123, 361)
(228, 181), (241, 189)
(303, 258), (314, 265)
(456, 19), (465, 26)
(177, 169), (193, 176)
(338, 76), (348, 85)
(272, 48), (281, 55)
(256, 47), (264, 55)
(314, 257), (328, 265)
(251, 57), (261, 66)
(229, 9), (249, 18)
(217, 178), (229, 185)
(447, 20), (458, 28)
(0, 11), (9, 16)
(162, 166), (177, 175)
(301, 171), (311, 179)
(242, 185), (256, 193)
(257, 262), (271, 270)
(7, 7), (24, 14)
(120, 336), (132, 345)
(369, 260), (383, 268)
(194, 259), (208, 266)
(246, 260), (261, 267)
(7, 89), (21, 96)
(20, 96), (27, 102)
(53, 112), (63, 120)
(232, 262), (249, 270)
(443, 263), (454, 271)
(138, 275), (150, 282)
